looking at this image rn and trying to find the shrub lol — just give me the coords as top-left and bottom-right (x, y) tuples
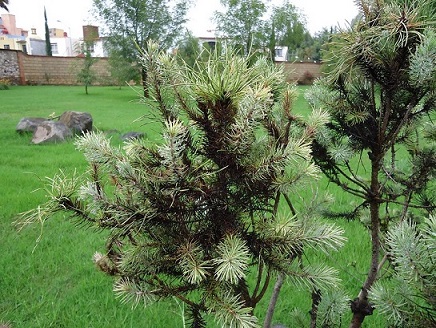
(0, 78), (10, 90)
(297, 70), (314, 85)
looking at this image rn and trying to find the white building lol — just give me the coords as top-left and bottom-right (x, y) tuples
(48, 27), (78, 56)
(274, 46), (289, 62)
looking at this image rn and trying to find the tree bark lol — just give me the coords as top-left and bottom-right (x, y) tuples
(349, 158), (381, 328)
(263, 273), (284, 328)
(309, 289), (322, 328)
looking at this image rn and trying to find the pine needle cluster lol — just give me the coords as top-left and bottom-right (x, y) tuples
(369, 216), (436, 327)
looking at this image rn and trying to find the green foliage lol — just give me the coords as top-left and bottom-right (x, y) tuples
(316, 289), (349, 327)
(92, 0), (190, 94)
(175, 31), (202, 68)
(76, 42), (97, 94)
(214, 0), (336, 63)
(306, 0), (436, 326)
(0, 78), (10, 90)
(108, 50), (140, 88)
(18, 44), (345, 327)
(369, 216), (436, 327)
(215, 0), (269, 55)
(213, 235), (251, 285)
(270, 1), (308, 60)
(208, 292), (259, 328)
(44, 7), (52, 56)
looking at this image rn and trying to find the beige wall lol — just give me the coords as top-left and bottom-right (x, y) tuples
(0, 49), (114, 85)
(0, 35), (15, 49)
(281, 61), (323, 84)
(21, 53), (114, 85)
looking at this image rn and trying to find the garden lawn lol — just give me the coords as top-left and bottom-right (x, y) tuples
(0, 86), (384, 327)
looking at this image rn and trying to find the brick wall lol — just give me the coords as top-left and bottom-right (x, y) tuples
(280, 61), (323, 84)
(0, 49), (113, 85)
(0, 49), (322, 86)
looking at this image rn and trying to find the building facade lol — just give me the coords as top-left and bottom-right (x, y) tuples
(0, 14), (105, 58)
(0, 14), (28, 53)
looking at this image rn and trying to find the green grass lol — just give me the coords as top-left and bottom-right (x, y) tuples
(0, 86), (385, 327)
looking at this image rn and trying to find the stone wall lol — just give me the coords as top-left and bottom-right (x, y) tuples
(0, 49), (20, 84)
(0, 49), (322, 86)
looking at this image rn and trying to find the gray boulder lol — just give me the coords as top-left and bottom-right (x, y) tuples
(59, 111), (93, 135)
(16, 117), (48, 134)
(120, 132), (145, 141)
(31, 121), (73, 144)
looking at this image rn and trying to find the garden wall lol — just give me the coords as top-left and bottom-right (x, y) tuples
(281, 61), (323, 84)
(0, 49), (113, 85)
(0, 49), (322, 86)
(0, 49), (21, 84)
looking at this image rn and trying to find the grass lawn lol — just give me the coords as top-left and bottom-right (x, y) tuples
(0, 86), (385, 327)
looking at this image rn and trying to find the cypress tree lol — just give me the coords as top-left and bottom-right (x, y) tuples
(44, 7), (52, 56)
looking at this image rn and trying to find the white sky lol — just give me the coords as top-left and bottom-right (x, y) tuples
(5, 0), (358, 38)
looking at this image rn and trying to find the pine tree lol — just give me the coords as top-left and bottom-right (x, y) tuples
(306, 0), (436, 326)
(18, 43), (346, 327)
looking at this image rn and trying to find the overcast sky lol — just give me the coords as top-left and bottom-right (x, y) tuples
(6, 0), (358, 38)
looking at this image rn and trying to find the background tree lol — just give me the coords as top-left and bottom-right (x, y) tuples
(309, 27), (337, 63)
(270, 1), (308, 61)
(44, 6), (52, 56)
(19, 42), (345, 327)
(306, 0), (436, 327)
(214, 0), (269, 56)
(76, 41), (97, 95)
(108, 50), (140, 89)
(215, 0), (313, 63)
(174, 31), (201, 68)
(0, 0), (9, 11)
(92, 0), (191, 95)
(175, 32), (224, 68)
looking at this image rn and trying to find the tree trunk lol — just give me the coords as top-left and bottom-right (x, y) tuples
(349, 157), (381, 328)
(309, 289), (322, 328)
(263, 273), (284, 328)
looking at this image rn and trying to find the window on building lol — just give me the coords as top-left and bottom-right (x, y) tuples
(22, 44), (27, 54)
(50, 43), (58, 54)
(4, 44), (10, 49)
(275, 48), (283, 58)
(31, 28), (37, 35)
